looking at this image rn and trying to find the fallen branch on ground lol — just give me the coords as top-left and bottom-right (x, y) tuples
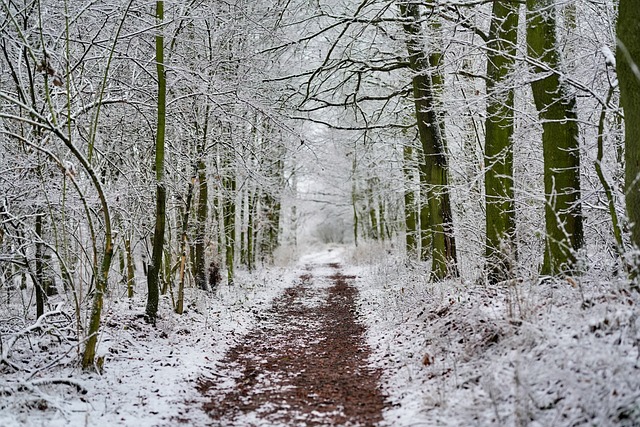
(1, 303), (65, 372)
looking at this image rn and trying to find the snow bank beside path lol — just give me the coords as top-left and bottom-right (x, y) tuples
(0, 267), (297, 427)
(0, 245), (362, 427)
(355, 253), (640, 426)
(6, 242), (638, 427)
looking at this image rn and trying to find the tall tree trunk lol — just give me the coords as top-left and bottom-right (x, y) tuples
(484, 0), (520, 284)
(527, 0), (583, 276)
(617, 0), (640, 279)
(399, 3), (458, 280)
(146, 0), (166, 324)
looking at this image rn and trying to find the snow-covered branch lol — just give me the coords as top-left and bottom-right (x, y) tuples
(1, 303), (66, 372)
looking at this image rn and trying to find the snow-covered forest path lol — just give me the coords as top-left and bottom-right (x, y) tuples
(197, 254), (387, 426)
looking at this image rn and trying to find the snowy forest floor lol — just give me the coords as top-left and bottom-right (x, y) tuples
(1, 244), (640, 426)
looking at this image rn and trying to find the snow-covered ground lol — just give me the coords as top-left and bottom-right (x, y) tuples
(0, 266), (297, 427)
(2, 243), (639, 426)
(353, 246), (640, 426)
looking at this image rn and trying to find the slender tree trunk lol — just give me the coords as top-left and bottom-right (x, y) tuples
(367, 179), (378, 240)
(240, 189), (248, 266)
(176, 176), (195, 314)
(403, 145), (418, 256)
(161, 229), (172, 296)
(125, 236), (135, 298)
(194, 157), (209, 290)
(34, 213), (45, 318)
(223, 158), (236, 285)
(399, 3), (458, 280)
(247, 190), (256, 270)
(146, 0), (166, 323)
(79, 164), (114, 370)
(193, 107), (209, 291)
(617, 0), (640, 279)
(351, 153), (359, 247)
(418, 179), (430, 261)
(595, 88), (624, 255)
(527, 0), (583, 276)
(378, 199), (386, 241)
(484, 0), (519, 284)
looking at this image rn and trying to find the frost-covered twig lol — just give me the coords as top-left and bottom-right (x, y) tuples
(29, 378), (87, 394)
(0, 377), (87, 395)
(0, 303), (65, 371)
(26, 337), (85, 381)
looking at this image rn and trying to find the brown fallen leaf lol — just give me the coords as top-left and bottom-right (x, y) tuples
(422, 353), (433, 366)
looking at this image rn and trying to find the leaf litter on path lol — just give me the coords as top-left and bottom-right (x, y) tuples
(198, 263), (388, 426)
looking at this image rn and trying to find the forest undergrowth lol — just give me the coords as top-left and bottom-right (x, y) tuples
(1, 242), (639, 426)
(0, 266), (295, 427)
(353, 243), (640, 426)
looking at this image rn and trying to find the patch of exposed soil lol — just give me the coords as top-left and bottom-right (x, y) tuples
(198, 264), (387, 426)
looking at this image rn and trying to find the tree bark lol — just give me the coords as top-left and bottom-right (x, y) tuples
(34, 214), (45, 318)
(352, 152), (359, 247)
(194, 106), (210, 291)
(125, 236), (135, 298)
(223, 159), (236, 286)
(403, 145), (418, 256)
(367, 178), (378, 240)
(484, 0), (519, 284)
(399, 3), (458, 280)
(248, 191), (256, 270)
(176, 176), (195, 314)
(146, 0), (166, 323)
(194, 158), (209, 290)
(527, 0), (583, 276)
(617, 0), (640, 279)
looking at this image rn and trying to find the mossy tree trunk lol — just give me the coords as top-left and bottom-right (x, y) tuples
(527, 0), (583, 276)
(262, 191), (280, 260)
(484, 0), (520, 284)
(399, 3), (458, 280)
(617, 0), (640, 279)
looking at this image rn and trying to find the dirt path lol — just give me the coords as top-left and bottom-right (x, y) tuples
(197, 263), (387, 426)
